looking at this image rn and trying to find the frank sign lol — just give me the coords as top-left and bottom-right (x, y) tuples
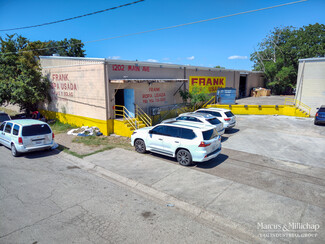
(189, 76), (226, 93)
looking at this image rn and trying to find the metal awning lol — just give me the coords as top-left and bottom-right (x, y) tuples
(110, 79), (188, 84)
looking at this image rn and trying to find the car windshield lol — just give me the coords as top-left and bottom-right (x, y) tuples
(206, 118), (221, 125)
(319, 108), (325, 112)
(225, 111), (234, 117)
(22, 124), (51, 136)
(0, 114), (10, 122)
(202, 129), (218, 140)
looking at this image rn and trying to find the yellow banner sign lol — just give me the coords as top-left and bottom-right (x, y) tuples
(189, 76), (226, 93)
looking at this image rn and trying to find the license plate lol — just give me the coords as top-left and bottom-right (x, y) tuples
(35, 140), (43, 145)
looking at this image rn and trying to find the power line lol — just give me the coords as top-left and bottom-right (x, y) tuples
(1, 0), (308, 55)
(0, 0), (145, 32)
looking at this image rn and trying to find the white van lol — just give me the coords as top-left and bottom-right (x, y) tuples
(0, 119), (55, 157)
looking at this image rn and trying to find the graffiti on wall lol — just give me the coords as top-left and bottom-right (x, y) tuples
(51, 74), (77, 99)
(189, 76), (226, 93)
(142, 87), (166, 104)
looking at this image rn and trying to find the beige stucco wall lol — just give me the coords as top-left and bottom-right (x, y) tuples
(41, 62), (107, 121)
(109, 82), (184, 117)
(40, 57), (265, 122)
(295, 59), (325, 116)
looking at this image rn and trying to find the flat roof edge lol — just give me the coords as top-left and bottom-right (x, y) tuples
(39, 56), (106, 62)
(38, 56), (263, 73)
(105, 59), (261, 73)
(299, 57), (325, 62)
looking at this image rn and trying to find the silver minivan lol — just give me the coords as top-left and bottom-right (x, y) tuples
(0, 119), (55, 157)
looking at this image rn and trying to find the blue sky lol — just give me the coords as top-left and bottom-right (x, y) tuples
(0, 0), (324, 70)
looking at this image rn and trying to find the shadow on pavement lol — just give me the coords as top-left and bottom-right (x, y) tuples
(221, 136), (229, 142)
(194, 153), (229, 169)
(23, 148), (61, 159)
(148, 150), (229, 168)
(225, 128), (240, 134)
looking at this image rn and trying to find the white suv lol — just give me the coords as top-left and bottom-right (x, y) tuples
(162, 112), (225, 135)
(131, 121), (222, 166)
(195, 108), (236, 130)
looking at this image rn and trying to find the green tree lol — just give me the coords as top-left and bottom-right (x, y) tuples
(250, 23), (325, 94)
(26, 38), (85, 57)
(0, 34), (51, 113)
(214, 65), (225, 69)
(179, 87), (210, 110)
(0, 34), (86, 113)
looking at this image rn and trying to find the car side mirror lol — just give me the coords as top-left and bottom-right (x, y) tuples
(149, 130), (153, 134)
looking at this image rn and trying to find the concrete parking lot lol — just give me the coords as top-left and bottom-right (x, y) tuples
(83, 115), (325, 243)
(1, 115), (324, 243)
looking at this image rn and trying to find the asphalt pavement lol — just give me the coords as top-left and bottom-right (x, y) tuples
(0, 147), (238, 244)
(1, 115), (324, 243)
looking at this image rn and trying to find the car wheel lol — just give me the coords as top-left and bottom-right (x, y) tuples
(176, 149), (192, 166)
(11, 144), (19, 157)
(134, 139), (146, 153)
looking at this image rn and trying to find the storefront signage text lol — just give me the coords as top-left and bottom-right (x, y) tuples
(142, 87), (166, 104)
(50, 73), (77, 98)
(189, 76), (226, 93)
(112, 64), (150, 72)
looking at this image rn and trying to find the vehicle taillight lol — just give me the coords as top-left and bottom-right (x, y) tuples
(52, 133), (55, 139)
(315, 113), (318, 117)
(224, 118), (231, 121)
(199, 141), (211, 147)
(18, 137), (23, 145)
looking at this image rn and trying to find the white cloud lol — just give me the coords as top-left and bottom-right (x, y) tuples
(162, 57), (170, 61)
(108, 56), (121, 60)
(146, 59), (158, 62)
(228, 55), (248, 60)
(187, 56), (195, 60)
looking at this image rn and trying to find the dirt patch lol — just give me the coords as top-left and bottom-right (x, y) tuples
(55, 133), (105, 155)
(54, 133), (132, 156)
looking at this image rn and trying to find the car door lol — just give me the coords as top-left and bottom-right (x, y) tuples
(147, 125), (166, 152)
(2, 122), (13, 147)
(162, 126), (181, 155)
(0, 122), (6, 146)
(178, 128), (197, 153)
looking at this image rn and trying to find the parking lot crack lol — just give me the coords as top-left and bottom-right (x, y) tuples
(151, 168), (181, 186)
(0, 196), (94, 240)
(299, 203), (308, 223)
(204, 182), (235, 208)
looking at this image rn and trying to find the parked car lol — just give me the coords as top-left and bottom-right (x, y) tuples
(162, 112), (225, 135)
(0, 111), (11, 123)
(131, 121), (222, 166)
(194, 108), (236, 130)
(0, 119), (55, 157)
(314, 106), (325, 125)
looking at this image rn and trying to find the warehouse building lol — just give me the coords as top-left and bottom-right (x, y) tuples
(295, 57), (325, 116)
(39, 56), (264, 135)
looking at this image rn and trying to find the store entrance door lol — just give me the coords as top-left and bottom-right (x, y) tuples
(124, 89), (135, 117)
(239, 76), (247, 98)
(115, 89), (135, 118)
